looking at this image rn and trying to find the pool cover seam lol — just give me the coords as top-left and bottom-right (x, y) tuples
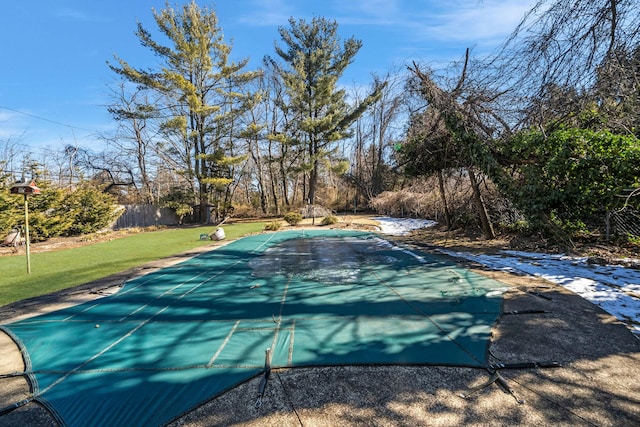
(269, 275), (292, 355)
(208, 320), (240, 367)
(14, 312), (503, 326)
(2, 364), (272, 380)
(287, 319), (296, 365)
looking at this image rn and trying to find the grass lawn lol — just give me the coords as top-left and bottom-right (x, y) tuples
(0, 222), (265, 307)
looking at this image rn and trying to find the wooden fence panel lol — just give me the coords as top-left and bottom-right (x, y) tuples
(113, 205), (179, 230)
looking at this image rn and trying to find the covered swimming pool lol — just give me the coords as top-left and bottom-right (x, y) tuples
(2, 229), (506, 426)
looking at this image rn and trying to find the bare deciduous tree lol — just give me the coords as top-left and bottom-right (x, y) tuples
(484, 0), (640, 130)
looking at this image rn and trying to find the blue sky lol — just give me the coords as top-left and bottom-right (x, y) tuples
(0, 0), (536, 156)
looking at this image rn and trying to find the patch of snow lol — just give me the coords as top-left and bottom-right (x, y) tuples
(375, 217), (437, 236)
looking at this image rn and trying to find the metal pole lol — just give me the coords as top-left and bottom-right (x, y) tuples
(24, 194), (31, 274)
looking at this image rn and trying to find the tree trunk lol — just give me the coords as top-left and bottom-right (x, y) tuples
(468, 168), (495, 239)
(278, 158), (289, 208)
(306, 136), (317, 204)
(250, 144), (267, 214)
(266, 139), (280, 214)
(270, 173), (280, 215)
(437, 169), (452, 229)
(308, 160), (319, 205)
(198, 184), (209, 223)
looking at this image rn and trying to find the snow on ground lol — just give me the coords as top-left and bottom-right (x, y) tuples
(374, 217), (438, 235)
(375, 217), (640, 336)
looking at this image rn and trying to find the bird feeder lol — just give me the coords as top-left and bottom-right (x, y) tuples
(10, 180), (41, 195)
(10, 180), (41, 273)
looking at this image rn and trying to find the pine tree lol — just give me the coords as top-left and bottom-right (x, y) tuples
(109, 1), (260, 222)
(271, 17), (384, 205)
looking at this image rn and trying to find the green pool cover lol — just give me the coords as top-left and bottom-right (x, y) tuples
(2, 229), (506, 426)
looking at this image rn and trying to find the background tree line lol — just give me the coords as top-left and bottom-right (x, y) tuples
(1, 0), (639, 247)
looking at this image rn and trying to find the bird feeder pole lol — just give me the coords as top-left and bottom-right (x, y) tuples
(24, 194), (31, 273)
(10, 181), (41, 274)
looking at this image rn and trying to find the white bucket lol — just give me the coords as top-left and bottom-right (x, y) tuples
(212, 227), (225, 241)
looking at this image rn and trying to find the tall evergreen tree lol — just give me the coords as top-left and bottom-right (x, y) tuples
(109, 1), (260, 222)
(270, 17), (384, 205)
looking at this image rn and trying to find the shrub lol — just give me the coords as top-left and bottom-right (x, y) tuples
(264, 220), (282, 231)
(499, 220), (530, 234)
(159, 186), (194, 224)
(1, 181), (120, 241)
(64, 184), (120, 235)
(503, 127), (640, 236)
(321, 215), (338, 226)
(283, 211), (303, 226)
(622, 233), (640, 249)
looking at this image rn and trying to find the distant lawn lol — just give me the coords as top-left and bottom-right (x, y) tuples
(0, 222), (265, 307)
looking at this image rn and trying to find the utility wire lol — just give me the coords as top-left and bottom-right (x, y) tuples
(0, 104), (97, 133)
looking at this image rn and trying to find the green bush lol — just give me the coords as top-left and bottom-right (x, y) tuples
(502, 127), (640, 236)
(622, 233), (640, 248)
(283, 211), (303, 225)
(159, 186), (195, 224)
(1, 181), (120, 241)
(0, 187), (30, 234)
(28, 185), (75, 240)
(64, 184), (120, 235)
(264, 220), (282, 231)
(321, 215), (338, 226)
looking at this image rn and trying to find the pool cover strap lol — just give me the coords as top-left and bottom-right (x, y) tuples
(255, 348), (272, 408)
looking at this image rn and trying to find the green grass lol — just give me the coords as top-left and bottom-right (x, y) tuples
(0, 222), (265, 306)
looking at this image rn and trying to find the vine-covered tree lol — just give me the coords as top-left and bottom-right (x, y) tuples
(401, 107), (456, 229)
(108, 1), (260, 222)
(408, 55), (500, 239)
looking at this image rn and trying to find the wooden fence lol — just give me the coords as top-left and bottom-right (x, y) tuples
(113, 205), (180, 230)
